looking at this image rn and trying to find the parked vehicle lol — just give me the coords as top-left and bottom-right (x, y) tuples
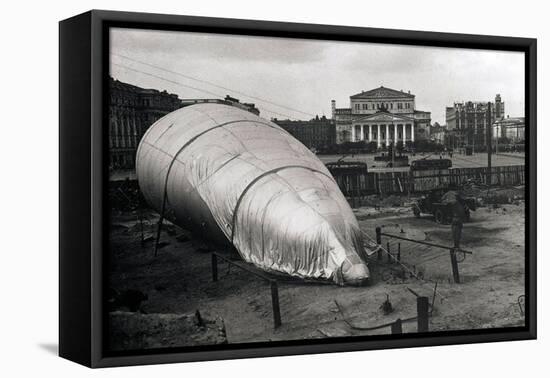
(412, 189), (476, 224)
(410, 158), (452, 171)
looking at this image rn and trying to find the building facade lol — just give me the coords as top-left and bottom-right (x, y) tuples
(493, 116), (525, 143)
(273, 116), (336, 150)
(445, 94), (505, 149)
(430, 123), (447, 144)
(180, 95), (260, 116)
(332, 86), (432, 147)
(109, 78), (183, 169)
(109, 78), (260, 170)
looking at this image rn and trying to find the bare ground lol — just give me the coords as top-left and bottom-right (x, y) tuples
(108, 196), (525, 349)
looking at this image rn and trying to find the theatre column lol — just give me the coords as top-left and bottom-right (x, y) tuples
(368, 124), (372, 142)
(386, 124), (390, 147)
(377, 125), (381, 148)
(410, 123), (415, 143)
(360, 124), (364, 141)
(351, 125), (355, 142)
(394, 123), (398, 146)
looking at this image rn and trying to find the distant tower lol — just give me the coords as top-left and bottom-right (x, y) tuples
(495, 94), (503, 119)
(331, 100), (336, 120)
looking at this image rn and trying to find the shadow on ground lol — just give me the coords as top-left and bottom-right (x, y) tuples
(38, 343), (58, 356)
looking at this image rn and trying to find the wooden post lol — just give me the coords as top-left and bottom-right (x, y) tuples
(153, 216), (164, 257)
(211, 253), (218, 282)
(376, 227), (382, 260)
(417, 296), (429, 332)
(271, 281), (282, 328)
(350, 180), (356, 209)
(358, 174), (361, 205)
(391, 318), (403, 334)
(387, 242), (392, 263)
(153, 192), (168, 257)
(138, 209), (144, 246)
(450, 248), (460, 283)
(397, 243), (401, 262)
(487, 102), (492, 186)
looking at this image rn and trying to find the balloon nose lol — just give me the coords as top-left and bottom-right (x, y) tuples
(340, 259), (370, 286)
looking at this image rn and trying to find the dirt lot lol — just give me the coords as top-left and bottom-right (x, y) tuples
(108, 192), (525, 348)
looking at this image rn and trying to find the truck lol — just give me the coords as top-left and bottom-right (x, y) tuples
(412, 189), (477, 224)
(410, 158), (452, 171)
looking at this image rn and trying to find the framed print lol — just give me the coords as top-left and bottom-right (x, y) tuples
(59, 10), (536, 368)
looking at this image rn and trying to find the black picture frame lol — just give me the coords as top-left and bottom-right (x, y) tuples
(59, 9), (537, 368)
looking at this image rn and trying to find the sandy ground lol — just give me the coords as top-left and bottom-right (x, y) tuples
(108, 191), (525, 348)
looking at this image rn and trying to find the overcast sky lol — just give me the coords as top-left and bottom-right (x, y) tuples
(110, 28), (525, 124)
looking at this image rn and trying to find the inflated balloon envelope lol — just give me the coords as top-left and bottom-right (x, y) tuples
(136, 103), (370, 285)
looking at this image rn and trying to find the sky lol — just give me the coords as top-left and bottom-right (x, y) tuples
(110, 28), (525, 125)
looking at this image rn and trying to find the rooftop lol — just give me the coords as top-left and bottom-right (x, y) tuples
(350, 86), (415, 99)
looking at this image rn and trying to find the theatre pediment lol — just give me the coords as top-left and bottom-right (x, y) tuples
(353, 112), (414, 123)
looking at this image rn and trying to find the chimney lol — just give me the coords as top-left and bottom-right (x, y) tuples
(331, 100), (336, 120)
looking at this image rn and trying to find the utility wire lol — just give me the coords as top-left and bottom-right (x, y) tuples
(112, 53), (316, 118)
(111, 62), (223, 98)
(111, 62), (302, 120)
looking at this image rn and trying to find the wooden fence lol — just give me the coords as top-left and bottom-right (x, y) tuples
(331, 165), (525, 196)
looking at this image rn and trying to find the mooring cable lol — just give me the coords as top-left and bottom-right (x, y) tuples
(362, 230), (447, 301)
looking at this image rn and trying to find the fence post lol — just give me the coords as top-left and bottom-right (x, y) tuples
(391, 318), (403, 334)
(449, 248), (460, 283)
(417, 296), (430, 332)
(376, 227), (382, 260)
(397, 243), (401, 262)
(211, 253), (218, 282)
(138, 209), (145, 246)
(387, 242), (392, 263)
(271, 281), (282, 328)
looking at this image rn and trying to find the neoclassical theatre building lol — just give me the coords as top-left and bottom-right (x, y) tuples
(332, 86), (431, 146)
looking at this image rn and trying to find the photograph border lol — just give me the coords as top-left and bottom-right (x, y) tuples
(59, 9), (536, 368)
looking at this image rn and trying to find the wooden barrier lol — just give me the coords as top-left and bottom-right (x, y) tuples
(330, 165), (525, 196)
